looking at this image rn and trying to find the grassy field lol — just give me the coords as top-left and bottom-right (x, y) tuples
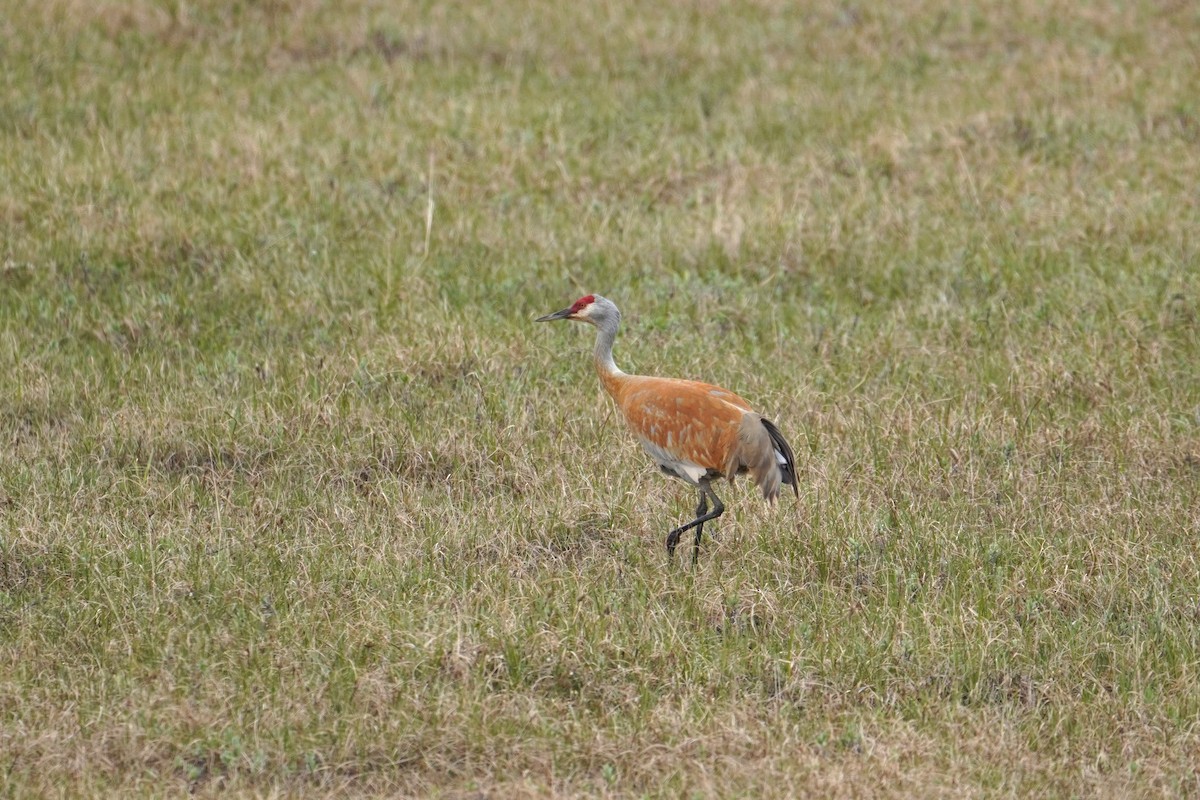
(3, 0), (1200, 796)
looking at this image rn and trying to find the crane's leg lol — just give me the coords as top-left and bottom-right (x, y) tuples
(666, 490), (706, 557)
(692, 488), (724, 566)
(684, 492), (707, 559)
(666, 486), (724, 563)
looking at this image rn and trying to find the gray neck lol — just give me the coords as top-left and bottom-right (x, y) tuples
(593, 315), (623, 376)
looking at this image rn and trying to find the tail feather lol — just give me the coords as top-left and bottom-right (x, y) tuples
(760, 417), (799, 499)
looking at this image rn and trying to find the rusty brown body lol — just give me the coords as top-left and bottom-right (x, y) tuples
(598, 369), (791, 502)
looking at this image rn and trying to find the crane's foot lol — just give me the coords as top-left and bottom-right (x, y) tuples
(666, 527), (696, 556)
(667, 524), (705, 564)
(666, 528), (682, 557)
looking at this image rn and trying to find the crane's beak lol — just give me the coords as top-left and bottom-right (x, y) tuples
(535, 307), (574, 322)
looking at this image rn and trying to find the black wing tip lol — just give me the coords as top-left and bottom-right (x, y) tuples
(760, 417), (800, 499)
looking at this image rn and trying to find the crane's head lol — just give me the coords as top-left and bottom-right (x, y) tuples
(535, 294), (619, 327)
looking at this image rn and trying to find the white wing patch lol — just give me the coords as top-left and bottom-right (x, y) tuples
(638, 437), (708, 484)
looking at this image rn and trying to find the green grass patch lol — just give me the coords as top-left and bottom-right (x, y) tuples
(2, 0), (1199, 795)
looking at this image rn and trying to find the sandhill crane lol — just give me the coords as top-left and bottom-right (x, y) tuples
(536, 294), (798, 564)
